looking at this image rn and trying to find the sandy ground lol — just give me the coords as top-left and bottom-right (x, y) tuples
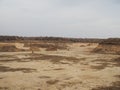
(0, 43), (120, 90)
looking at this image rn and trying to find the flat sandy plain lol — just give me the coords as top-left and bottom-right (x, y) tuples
(0, 43), (120, 90)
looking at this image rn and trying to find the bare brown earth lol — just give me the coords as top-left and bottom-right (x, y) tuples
(0, 42), (120, 90)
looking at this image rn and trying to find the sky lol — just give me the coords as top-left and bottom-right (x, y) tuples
(0, 0), (120, 38)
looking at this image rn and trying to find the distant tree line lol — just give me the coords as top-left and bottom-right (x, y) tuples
(0, 36), (107, 43)
(0, 36), (24, 41)
(99, 38), (120, 45)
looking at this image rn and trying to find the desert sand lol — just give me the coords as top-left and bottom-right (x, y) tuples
(0, 42), (120, 90)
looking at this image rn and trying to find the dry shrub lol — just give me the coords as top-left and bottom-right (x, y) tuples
(92, 38), (120, 55)
(46, 79), (59, 85)
(80, 45), (85, 47)
(93, 48), (103, 53)
(92, 81), (120, 90)
(93, 45), (120, 55)
(46, 43), (68, 51)
(87, 43), (92, 46)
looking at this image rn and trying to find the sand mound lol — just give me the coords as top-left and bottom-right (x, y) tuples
(24, 43), (68, 51)
(0, 45), (24, 52)
(93, 38), (120, 54)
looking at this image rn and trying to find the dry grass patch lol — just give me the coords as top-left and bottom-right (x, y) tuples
(92, 38), (120, 55)
(0, 54), (15, 58)
(90, 63), (108, 70)
(0, 45), (24, 52)
(60, 80), (82, 88)
(53, 68), (64, 70)
(92, 81), (120, 90)
(0, 65), (36, 73)
(25, 54), (81, 64)
(110, 57), (120, 67)
(39, 76), (51, 79)
(0, 77), (4, 79)
(0, 87), (9, 90)
(114, 75), (120, 78)
(46, 79), (59, 85)
(91, 57), (120, 70)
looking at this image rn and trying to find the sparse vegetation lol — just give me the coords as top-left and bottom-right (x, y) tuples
(92, 81), (120, 90)
(0, 65), (36, 73)
(46, 79), (59, 85)
(93, 38), (120, 54)
(0, 36), (119, 90)
(90, 63), (108, 70)
(0, 45), (21, 52)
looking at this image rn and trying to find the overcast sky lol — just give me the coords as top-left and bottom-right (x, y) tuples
(0, 0), (120, 38)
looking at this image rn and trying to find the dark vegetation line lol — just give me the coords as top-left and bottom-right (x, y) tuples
(0, 35), (106, 43)
(0, 36), (119, 43)
(99, 38), (120, 45)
